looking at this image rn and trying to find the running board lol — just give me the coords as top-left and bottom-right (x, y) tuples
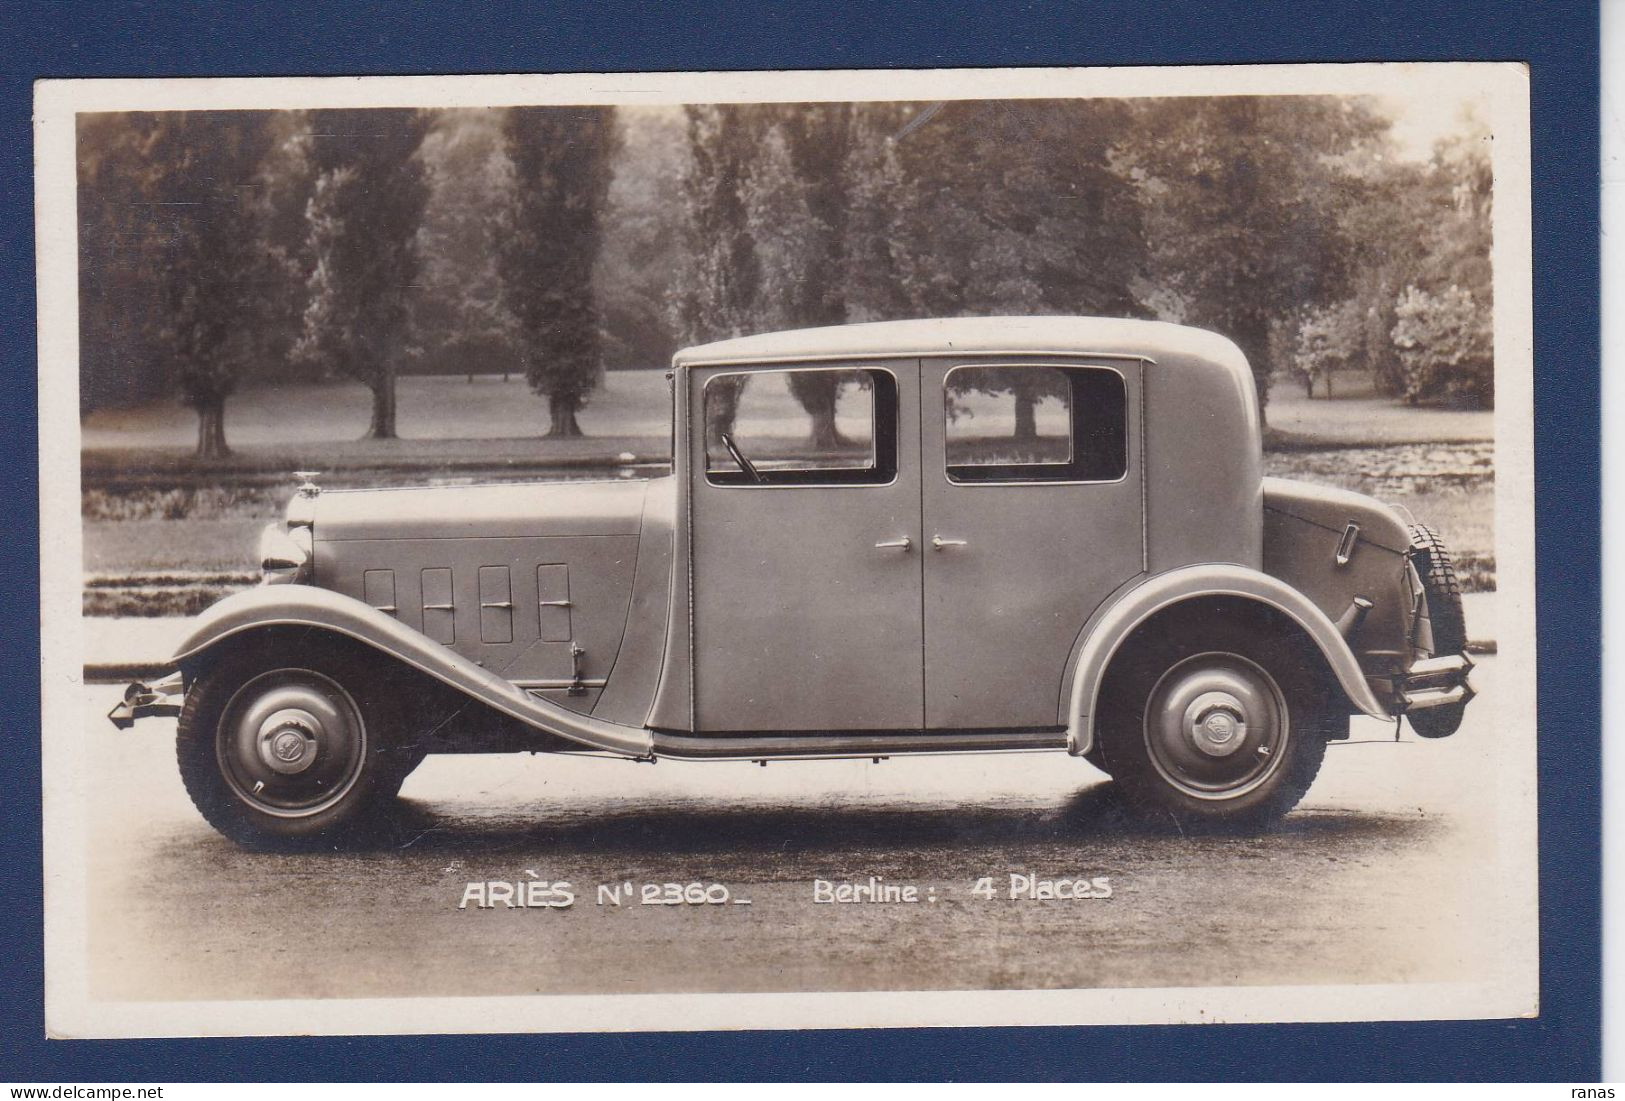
(649, 728), (1069, 761)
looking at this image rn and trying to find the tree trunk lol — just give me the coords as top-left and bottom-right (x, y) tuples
(548, 393), (583, 438)
(808, 407), (847, 451)
(1304, 373), (1314, 399)
(704, 375), (745, 452)
(193, 398), (230, 459)
(1013, 392), (1038, 441)
(1325, 372), (1334, 399)
(788, 372), (847, 452)
(1229, 313), (1273, 416)
(366, 370), (398, 439)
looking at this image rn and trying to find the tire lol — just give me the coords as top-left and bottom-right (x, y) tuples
(1407, 524), (1468, 739)
(176, 635), (418, 850)
(1097, 618), (1336, 828)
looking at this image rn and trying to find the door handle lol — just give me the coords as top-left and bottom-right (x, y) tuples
(874, 536), (912, 551)
(932, 535), (968, 550)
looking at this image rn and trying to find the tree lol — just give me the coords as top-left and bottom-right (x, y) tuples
(77, 111), (285, 457)
(499, 106), (621, 438)
(1293, 299), (1365, 398)
(880, 99), (1148, 432)
(676, 104), (770, 450)
(297, 108), (431, 439)
(1387, 112), (1494, 408)
(597, 107), (690, 369)
(413, 110), (522, 379)
(1391, 284), (1493, 406)
(740, 105), (859, 448)
(881, 99), (1147, 320)
(1122, 96), (1389, 410)
(78, 113), (168, 414)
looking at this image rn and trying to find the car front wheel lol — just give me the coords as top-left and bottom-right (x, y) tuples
(1097, 623), (1334, 827)
(176, 637), (413, 849)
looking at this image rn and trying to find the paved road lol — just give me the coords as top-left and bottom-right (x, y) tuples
(76, 659), (1511, 1003)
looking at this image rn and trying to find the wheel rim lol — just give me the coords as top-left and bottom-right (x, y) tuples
(1142, 651), (1289, 801)
(216, 669), (368, 818)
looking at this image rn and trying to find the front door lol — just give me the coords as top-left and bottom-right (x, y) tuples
(690, 361), (924, 733)
(920, 358), (1145, 730)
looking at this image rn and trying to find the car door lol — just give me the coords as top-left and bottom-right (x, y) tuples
(689, 361), (925, 733)
(920, 358), (1145, 730)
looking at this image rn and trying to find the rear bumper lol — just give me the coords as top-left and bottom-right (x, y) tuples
(1398, 653), (1474, 711)
(107, 671), (184, 730)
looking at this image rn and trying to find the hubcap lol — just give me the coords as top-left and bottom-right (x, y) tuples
(257, 708), (320, 774)
(1186, 691), (1248, 757)
(1143, 652), (1289, 800)
(217, 670), (367, 818)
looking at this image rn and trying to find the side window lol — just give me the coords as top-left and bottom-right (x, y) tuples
(704, 367), (897, 487)
(944, 364), (1127, 484)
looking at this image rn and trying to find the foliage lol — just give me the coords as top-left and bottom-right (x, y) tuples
(499, 106), (621, 438)
(1121, 96), (1391, 409)
(412, 110), (522, 378)
(597, 107), (690, 369)
(677, 99), (1148, 444)
(296, 108), (432, 439)
(77, 111), (296, 456)
(884, 99), (1146, 319)
(1391, 284), (1494, 406)
(79, 97), (1500, 437)
(1292, 300), (1366, 398)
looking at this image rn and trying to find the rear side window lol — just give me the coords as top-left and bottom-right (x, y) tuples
(704, 367), (897, 487)
(944, 364), (1127, 484)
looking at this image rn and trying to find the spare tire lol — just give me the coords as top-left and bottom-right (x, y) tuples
(1407, 524), (1467, 739)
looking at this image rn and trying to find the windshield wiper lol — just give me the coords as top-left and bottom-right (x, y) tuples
(718, 431), (763, 484)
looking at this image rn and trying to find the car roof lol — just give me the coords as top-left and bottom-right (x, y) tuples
(672, 315), (1250, 371)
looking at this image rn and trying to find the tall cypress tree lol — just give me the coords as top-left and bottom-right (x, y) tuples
(675, 104), (769, 450)
(500, 106), (620, 438)
(78, 110), (282, 457)
(298, 108), (431, 439)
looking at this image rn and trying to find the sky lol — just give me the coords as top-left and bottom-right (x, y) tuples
(1380, 92), (1490, 161)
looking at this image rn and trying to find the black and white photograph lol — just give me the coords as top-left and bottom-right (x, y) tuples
(35, 63), (1537, 1037)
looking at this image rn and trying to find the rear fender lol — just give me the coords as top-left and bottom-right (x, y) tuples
(172, 585), (654, 758)
(1064, 564), (1391, 755)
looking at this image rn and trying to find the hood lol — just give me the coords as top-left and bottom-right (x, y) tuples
(313, 478), (650, 542)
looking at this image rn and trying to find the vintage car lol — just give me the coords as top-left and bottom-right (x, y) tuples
(110, 317), (1473, 848)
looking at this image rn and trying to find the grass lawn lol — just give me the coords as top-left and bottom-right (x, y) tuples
(1265, 370), (1493, 447)
(83, 371), (676, 452)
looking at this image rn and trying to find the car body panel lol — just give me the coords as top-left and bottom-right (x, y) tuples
(1262, 476), (1420, 708)
(314, 479), (647, 541)
(1061, 563), (1393, 755)
(919, 357), (1146, 729)
(1142, 339), (1263, 574)
(169, 584), (655, 758)
(591, 477), (677, 726)
(313, 479), (649, 713)
(685, 360), (927, 732)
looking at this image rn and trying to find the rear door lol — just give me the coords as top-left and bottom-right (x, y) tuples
(920, 359), (1145, 730)
(689, 361), (925, 733)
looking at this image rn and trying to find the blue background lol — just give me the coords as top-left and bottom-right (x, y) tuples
(0, 0), (1600, 1081)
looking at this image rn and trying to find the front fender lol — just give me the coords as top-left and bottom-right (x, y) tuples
(1064, 564), (1391, 756)
(173, 585), (654, 758)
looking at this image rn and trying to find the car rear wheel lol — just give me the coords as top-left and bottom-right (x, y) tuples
(1097, 621), (1335, 827)
(176, 636), (416, 850)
